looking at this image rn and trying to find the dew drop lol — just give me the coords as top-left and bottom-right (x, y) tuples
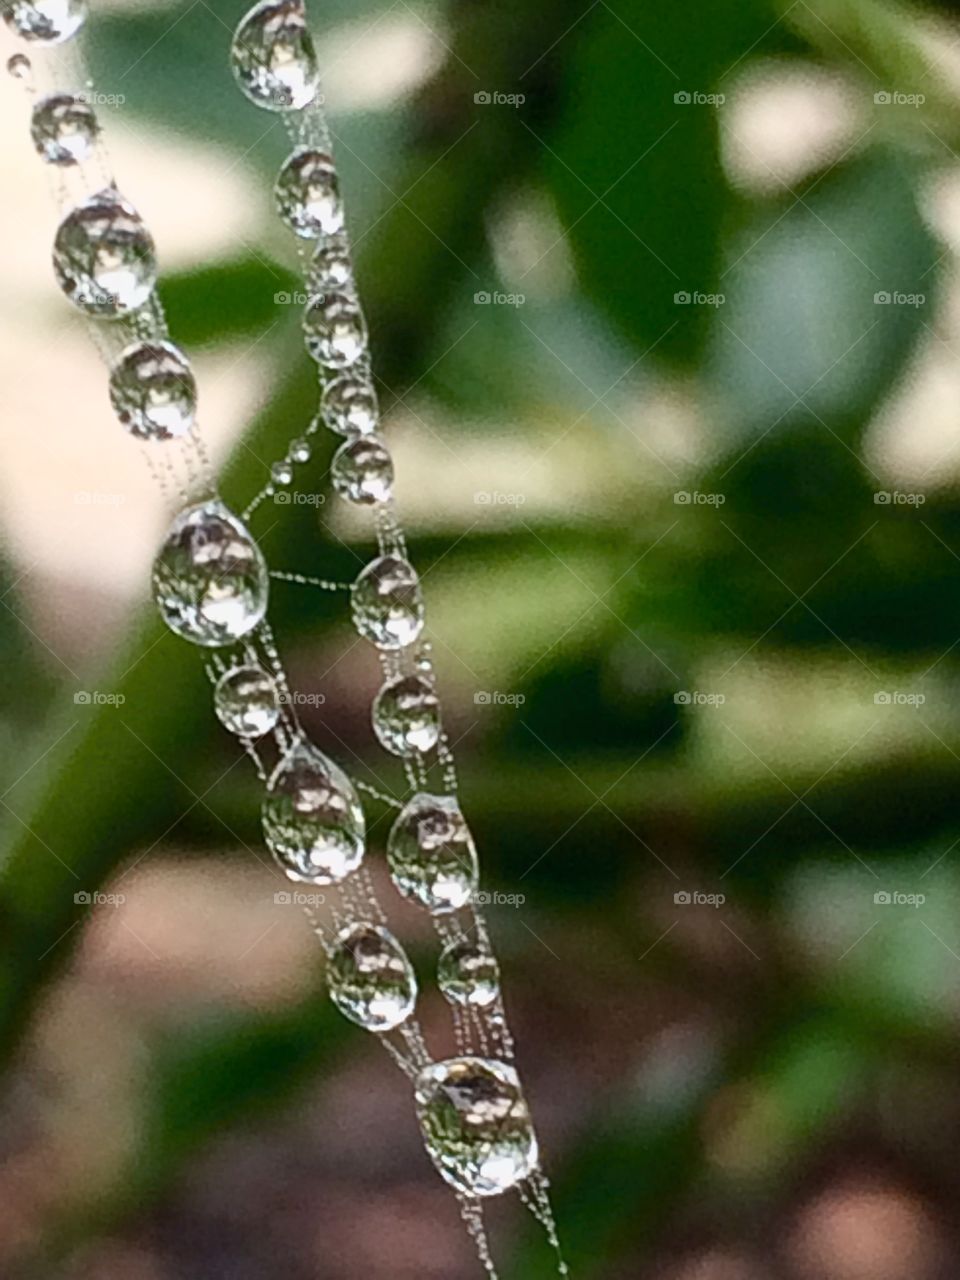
(311, 239), (353, 292)
(327, 922), (417, 1032)
(415, 1057), (538, 1196)
(387, 792), (478, 913)
(321, 374), (378, 436)
(263, 738), (365, 884)
(289, 437), (311, 463)
(351, 554), (424, 650)
(6, 52), (33, 82)
(372, 674), (440, 757)
(332, 434), (393, 505)
(230, 0), (318, 111)
(108, 340), (196, 440)
(3, 0), (85, 44)
(213, 664), (281, 737)
(438, 939), (500, 1008)
(152, 499), (268, 647)
(30, 93), (98, 165)
(271, 460), (293, 485)
(53, 188), (156, 318)
(303, 291), (367, 368)
(275, 148), (342, 239)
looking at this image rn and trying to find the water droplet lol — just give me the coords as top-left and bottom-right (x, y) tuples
(213, 664), (281, 737)
(230, 0), (318, 111)
(108, 340), (196, 440)
(387, 792), (478, 913)
(289, 437), (311, 463)
(372, 674), (440, 757)
(53, 188), (156, 318)
(275, 148), (342, 238)
(271, 460), (293, 485)
(332, 434), (393, 505)
(6, 52), (33, 82)
(263, 737), (366, 883)
(327, 922), (416, 1032)
(311, 239), (353, 291)
(351, 554), (424, 650)
(3, 0), (84, 43)
(30, 93), (98, 165)
(415, 1057), (538, 1196)
(303, 291), (367, 368)
(438, 939), (500, 1007)
(153, 499), (268, 647)
(321, 375), (378, 436)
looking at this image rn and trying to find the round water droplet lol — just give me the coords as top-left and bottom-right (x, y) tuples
(263, 738), (365, 883)
(289, 437), (311, 463)
(303, 291), (367, 368)
(230, 0), (318, 111)
(332, 434), (393, 505)
(213, 665), (281, 737)
(387, 792), (478, 913)
(53, 189), (156, 318)
(415, 1057), (538, 1196)
(372, 674), (440, 757)
(108, 340), (196, 440)
(30, 93), (98, 165)
(321, 375), (378, 436)
(327, 922), (416, 1032)
(438, 939), (500, 1007)
(271, 460), (293, 485)
(153, 499), (268, 647)
(6, 52), (32, 81)
(311, 239), (352, 292)
(351, 554), (424, 650)
(3, 0), (84, 43)
(275, 148), (342, 238)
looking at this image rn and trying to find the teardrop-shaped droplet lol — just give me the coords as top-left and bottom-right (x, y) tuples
(6, 52), (32, 81)
(438, 939), (500, 1007)
(53, 188), (156, 317)
(263, 738), (365, 883)
(351, 554), (424, 650)
(153, 499), (268, 647)
(311, 238), (353, 292)
(387, 792), (478, 913)
(332, 434), (393, 505)
(275, 148), (342, 239)
(108, 340), (196, 440)
(321, 375), (378, 436)
(289, 436), (311, 463)
(303, 291), (367, 368)
(3, 0), (84, 43)
(415, 1057), (538, 1196)
(372, 674), (440, 757)
(271, 460), (293, 485)
(327, 922), (416, 1032)
(213, 664), (281, 737)
(30, 93), (98, 165)
(230, 0), (318, 111)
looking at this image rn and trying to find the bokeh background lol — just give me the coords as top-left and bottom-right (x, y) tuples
(4, 0), (960, 1275)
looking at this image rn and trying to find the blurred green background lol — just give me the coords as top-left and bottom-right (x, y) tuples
(4, 0), (960, 1275)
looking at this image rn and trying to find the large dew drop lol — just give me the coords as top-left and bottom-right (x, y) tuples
(230, 0), (318, 111)
(351, 555), (424, 650)
(109, 340), (196, 440)
(327, 922), (417, 1032)
(303, 291), (367, 368)
(438, 939), (500, 1008)
(311, 239), (353, 293)
(372, 674), (440, 757)
(31, 93), (97, 165)
(262, 738), (365, 884)
(415, 1057), (538, 1197)
(3, 0), (84, 43)
(152, 500), (268, 647)
(275, 148), (342, 238)
(387, 792), (478, 913)
(332, 434), (393, 505)
(53, 189), (156, 318)
(321, 374), (378, 436)
(213, 665), (281, 738)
